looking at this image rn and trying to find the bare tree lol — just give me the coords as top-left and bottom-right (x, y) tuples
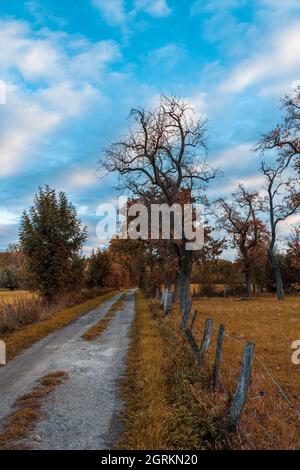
(256, 156), (300, 300)
(100, 96), (218, 327)
(258, 86), (300, 175)
(256, 89), (300, 299)
(216, 186), (266, 297)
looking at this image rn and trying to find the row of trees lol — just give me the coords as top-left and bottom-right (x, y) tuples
(0, 187), (131, 298)
(1, 91), (299, 326)
(99, 91), (299, 327)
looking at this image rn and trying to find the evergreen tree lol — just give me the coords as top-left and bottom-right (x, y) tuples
(86, 249), (111, 288)
(0, 265), (20, 291)
(19, 186), (87, 300)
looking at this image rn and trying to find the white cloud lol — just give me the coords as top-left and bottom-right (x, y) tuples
(142, 0), (172, 17)
(40, 82), (99, 117)
(211, 143), (253, 168)
(258, 0), (300, 11)
(0, 19), (120, 178)
(221, 22), (300, 93)
(0, 208), (20, 225)
(0, 87), (61, 176)
(207, 174), (265, 196)
(191, 0), (241, 15)
(92, 0), (126, 26)
(92, 0), (172, 26)
(148, 43), (183, 68)
(67, 168), (98, 189)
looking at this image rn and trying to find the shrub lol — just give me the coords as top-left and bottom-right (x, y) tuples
(0, 265), (21, 291)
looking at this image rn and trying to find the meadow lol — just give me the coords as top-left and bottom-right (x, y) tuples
(0, 290), (36, 305)
(191, 295), (300, 449)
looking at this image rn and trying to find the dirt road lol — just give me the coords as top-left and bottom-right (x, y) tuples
(0, 290), (135, 449)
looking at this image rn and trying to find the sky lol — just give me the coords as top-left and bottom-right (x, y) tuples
(0, 0), (300, 254)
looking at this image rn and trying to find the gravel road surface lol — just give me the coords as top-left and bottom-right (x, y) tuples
(0, 290), (135, 449)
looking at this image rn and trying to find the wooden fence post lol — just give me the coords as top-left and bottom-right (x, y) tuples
(160, 288), (164, 306)
(212, 324), (225, 389)
(190, 310), (198, 332)
(161, 288), (168, 308)
(0, 340), (6, 365)
(164, 292), (173, 315)
(184, 328), (199, 359)
(198, 318), (214, 363)
(229, 342), (255, 424)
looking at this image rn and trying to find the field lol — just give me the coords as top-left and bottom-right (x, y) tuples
(191, 295), (300, 449)
(0, 290), (36, 305)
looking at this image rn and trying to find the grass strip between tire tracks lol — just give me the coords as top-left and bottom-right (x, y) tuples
(0, 371), (69, 449)
(82, 293), (127, 341)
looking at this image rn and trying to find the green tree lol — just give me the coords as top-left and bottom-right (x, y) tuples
(0, 265), (20, 291)
(19, 186), (87, 300)
(86, 249), (111, 288)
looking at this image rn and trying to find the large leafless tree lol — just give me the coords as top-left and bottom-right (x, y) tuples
(256, 88), (300, 300)
(258, 86), (300, 175)
(255, 153), (300, 300)
(216, 186), (266, 297)
(100, 96), (218, 327)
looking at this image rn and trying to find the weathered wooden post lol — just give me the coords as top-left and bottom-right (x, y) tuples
(160, 288), (168, 308)
(212, 324), (225, 389)
(0, 340), (6, 365)
(160, 288), (164, 306)
(190, 310), (198, 331)
(164, 292), (173, 315)
(198, 318), (214, 363)
(229, 342), (255, 424)
(184, 328), (199, 359)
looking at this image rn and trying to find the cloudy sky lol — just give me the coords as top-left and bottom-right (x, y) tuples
(1, 0), (300, 253)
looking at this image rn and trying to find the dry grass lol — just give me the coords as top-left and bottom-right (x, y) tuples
(0, 297), (52, 334)
(190, 284), (226, 295)
(0, 290), (36, 305)
(0, 291), (117, 362)
(0, 371), (68, 449)
(117, 292), (226, 450)
(82, 293), (127, 341)
(191, 295), (300, 449)
(0, 288), (114, 334)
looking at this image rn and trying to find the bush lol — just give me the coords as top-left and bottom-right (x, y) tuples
(85, 250), (111, 288)
(0, 265), (21, 291)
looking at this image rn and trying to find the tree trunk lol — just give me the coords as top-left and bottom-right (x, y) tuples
(242, 254), (252, 297)
(245, 270), (252, 297)
(268, 249), (284, 300)
(173, 271), (181, 304)
(180, 272), (192, 329)
(178, 250), (193, 329)
(274, 263), (284, 300)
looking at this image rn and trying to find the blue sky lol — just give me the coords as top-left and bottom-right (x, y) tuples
(1, 0), (300, 254)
